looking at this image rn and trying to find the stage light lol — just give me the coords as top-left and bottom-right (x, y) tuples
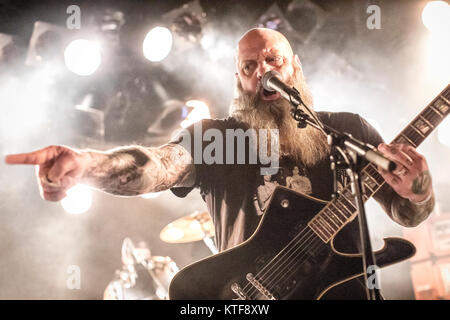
(0, 33), (23, 69)
(162, 0), (206, 44)
(257, 3), (293, 35)
(61, 184), (93, 214)
(285, 0), (326, 39)
(64, 39), (102, 76)
(437, 117), (450, 148)
(180, 100), (211, 128)
(143, 27), (173, 62)
(172, 11), (203, 43)
(422, 1), (450, 33)
(26, 21), (66, 66)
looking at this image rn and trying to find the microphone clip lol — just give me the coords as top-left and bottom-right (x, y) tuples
(289, 107), (309, 128)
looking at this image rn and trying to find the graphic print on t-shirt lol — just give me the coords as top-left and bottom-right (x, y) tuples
(286, 165), (312, 194)
(254, 158), (313, 215)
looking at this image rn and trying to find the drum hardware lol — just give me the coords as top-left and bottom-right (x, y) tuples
(103, 237), (179, 300)
(160, 210), (218, 254)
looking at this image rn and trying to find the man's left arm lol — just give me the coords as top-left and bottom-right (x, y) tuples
(375, 143), (435, 227)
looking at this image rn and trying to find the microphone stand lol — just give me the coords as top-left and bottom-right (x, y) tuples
(287, 90), (386, 301)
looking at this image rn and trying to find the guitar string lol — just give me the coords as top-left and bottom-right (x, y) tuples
(245, 214), (342, 299)
(264, 235), (328, 293)
(259, 221), (335, 296)
(241, 225), (314, 294)
(241, 226), (317, 297)
(242, 190), (357, 298)
(262, 236), (324, 297)
(244, 230), (321, 299)
(248, 237), (324, 294)
(250, 239), (324, 299)
(395, 106), (444, 147)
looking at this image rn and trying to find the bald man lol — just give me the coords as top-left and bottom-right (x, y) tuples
(5, 28), (434, 299)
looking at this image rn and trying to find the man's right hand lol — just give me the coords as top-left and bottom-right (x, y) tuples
(5, 145), (90, 201)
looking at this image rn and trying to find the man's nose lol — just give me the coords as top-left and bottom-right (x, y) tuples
(256, 63), (272, 81)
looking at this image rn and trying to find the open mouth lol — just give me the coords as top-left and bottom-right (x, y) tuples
(260, 88), (280, 100)
(263, 89), (276, 97)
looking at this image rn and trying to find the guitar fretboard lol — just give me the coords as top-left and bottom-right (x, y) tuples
(308, 84), (450, 242)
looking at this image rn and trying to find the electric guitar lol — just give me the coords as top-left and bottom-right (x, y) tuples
(169, 84), (450, 300)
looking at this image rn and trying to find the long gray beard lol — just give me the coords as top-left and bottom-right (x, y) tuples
(230, 69), (330, 167)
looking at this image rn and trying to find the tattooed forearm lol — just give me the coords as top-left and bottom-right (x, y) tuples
(391, 170), (434, 227)
(391, 192), (435, 227)
(81, 144), (194, 196)
(411, 170), (432, 195)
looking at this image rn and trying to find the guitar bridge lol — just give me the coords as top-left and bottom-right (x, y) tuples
(246, 273), (277, 300)
(231, 283), (247, 300)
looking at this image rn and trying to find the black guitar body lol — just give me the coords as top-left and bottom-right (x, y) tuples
(169, 187), (416, 300)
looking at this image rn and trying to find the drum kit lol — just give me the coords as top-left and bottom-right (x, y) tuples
(103, 210), (216, 300)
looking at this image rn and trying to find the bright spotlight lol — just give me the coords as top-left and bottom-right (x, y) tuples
(422, 1), (450, 33)
(438, 117), (450, 148)
(180, 100), (211, 128)
(64, 39), (102, 76)
(61, 184), (93, 214)
(143, 27), (173, 62)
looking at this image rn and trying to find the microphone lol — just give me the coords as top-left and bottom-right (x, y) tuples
(342, 138), (397, 172)
(262, 70), (303, 106)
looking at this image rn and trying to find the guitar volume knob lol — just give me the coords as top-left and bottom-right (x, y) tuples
(280, 199), (289, 208)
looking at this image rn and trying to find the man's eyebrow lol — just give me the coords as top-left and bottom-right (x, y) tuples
(239, 50), (284, 66)
(240, 58), (256, 66)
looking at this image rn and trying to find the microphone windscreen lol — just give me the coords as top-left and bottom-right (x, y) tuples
(262, 70), (281, 92)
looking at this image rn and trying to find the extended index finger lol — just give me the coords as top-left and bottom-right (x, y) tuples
(5, 146), (60, 165)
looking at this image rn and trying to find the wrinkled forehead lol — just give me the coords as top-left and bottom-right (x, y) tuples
(236, 29), (294, 63)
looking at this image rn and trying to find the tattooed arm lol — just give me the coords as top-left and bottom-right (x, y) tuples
(5, 144), (195, 201)
(390, 189), (434, 227)
(374, 183), (434, 228)
(82, 144), (195, 196)
(375, 143), (434, 227)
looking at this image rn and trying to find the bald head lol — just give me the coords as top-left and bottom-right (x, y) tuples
(237, 28), (294, 61)
(234, 28), (300, 98)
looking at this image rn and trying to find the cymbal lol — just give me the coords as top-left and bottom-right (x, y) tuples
(160, 211), (215, 243)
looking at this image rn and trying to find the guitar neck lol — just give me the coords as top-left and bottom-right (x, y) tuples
(308, 84), (450, 243)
